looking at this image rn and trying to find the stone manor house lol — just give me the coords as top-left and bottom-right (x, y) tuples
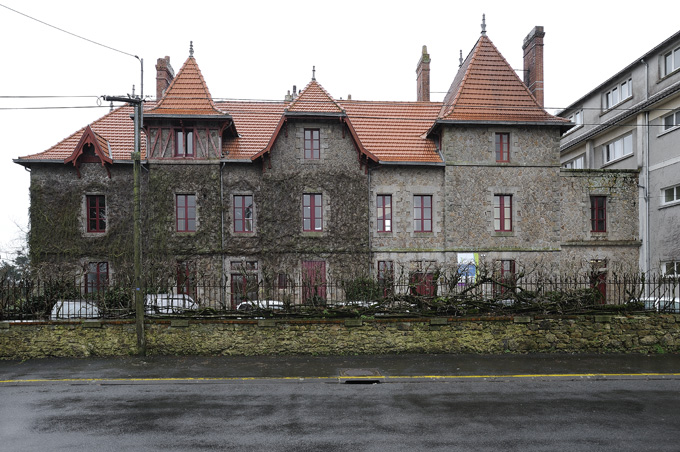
(15, 25), (640, 305)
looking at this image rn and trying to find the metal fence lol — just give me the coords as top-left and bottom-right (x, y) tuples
(1, 272), (678, 321)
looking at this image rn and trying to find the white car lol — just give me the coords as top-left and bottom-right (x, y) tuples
(51, 300), (101, 320)
(145, 294), (198, 314)
(638, 296), (679, 313)
(236, 300), (284, 312)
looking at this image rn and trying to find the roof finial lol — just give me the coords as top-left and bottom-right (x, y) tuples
(481, 14), (486, 36)
(312, 65), (316, 81)
(189, 41), (194, 57)
(459, 50), (463, 67)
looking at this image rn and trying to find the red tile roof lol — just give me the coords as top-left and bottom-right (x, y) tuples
(340, 101), (442, 163)
(439, 35), (568, 125)
(286, 80), (344, 114)
(146, 57), (226, 117)
(18, 35), (567, 166)
(18, 105), (147, 161)
(219, 101), (287, 160)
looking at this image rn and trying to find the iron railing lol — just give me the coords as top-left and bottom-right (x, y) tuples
(1, 273), (678, 321)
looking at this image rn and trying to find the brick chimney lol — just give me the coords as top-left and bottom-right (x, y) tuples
(155, 56), (175, 100)
(416, 45), (431, 102)
(522, 26), (545, 108)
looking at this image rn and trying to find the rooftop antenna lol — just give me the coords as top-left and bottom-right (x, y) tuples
(459, 50), (463, 67)
(189, 41), (194, 57)
(312, 65), (316, 81)
(481, 14), (486, 36)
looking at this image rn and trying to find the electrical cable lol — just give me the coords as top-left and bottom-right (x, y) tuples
(0, 3), (137, 58)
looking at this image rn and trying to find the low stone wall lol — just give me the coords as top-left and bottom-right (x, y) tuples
(1, 314), (679, 359)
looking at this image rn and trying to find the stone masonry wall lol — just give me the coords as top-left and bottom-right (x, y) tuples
(28, 162), (135, 280)
(2, 315), (678, 359)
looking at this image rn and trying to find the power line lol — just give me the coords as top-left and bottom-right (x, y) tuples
(0, 95), (102, 99)
(0, 3), (137, 59)
(0, 106), (107, 111)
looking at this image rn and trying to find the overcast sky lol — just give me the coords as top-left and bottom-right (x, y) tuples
(1, 0), (678, 263)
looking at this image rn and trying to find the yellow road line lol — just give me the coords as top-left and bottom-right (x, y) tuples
(1, 372), (680, 384)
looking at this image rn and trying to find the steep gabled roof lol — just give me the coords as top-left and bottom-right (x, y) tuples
(18, 32), (570, 167)
(219, 101), (287, 160)
(146, 56), (226, 117)
(286, 79), (344, 115)
(439, 35), (567, 124)
(16, 105), (147, 162)
(64, 125), (112, 166)
(339, 101), (442, 163)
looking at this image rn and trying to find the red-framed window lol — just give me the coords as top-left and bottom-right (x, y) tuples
(177, 261), (195, 296)
(277, 272), (289, 290)
(230, 261), (258, 309)
(234, 195), (254, 233)
(86, 195), (106, 233)
(495, 132), (510, 162)
(378, 260), (394, 297)
(304, 129), (320, 159)
(413, 195), (432, 232)
(494, 195), (512, 232)
(302, 260), (326, 303)
(494, 260), (515, 296)
(590, 196), (606, 232)
(175, 130), (194, 157)
(303, 194), (323, 231)
(85, 262), (108, 293)
(176, 194), (196, 232)
(377, 195), (392, 232)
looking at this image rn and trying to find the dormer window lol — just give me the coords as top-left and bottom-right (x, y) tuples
(604, 78), (632, 110)
(175, 130), (194, 157)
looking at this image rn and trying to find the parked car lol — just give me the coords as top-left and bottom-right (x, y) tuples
(51, 300), (101, 320)
(638, 296), (679, 313)
(327, 300), (377, 308)
(145, 294), (198, 314)
(236, 300), (284, 312)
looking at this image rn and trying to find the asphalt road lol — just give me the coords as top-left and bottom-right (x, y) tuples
(1, 354), (679, 451)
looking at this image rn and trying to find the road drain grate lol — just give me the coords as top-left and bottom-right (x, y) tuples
(338, 368), (384, 384)
(344, 379), (381, 384)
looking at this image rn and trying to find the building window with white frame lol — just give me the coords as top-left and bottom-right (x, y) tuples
(563, 155), (585, 169)
(568, 110), (583, 128)
(604, 78), (632, 110)
(604, 133), (633, 164)
(664, 261), (679, 276)
(663, 110), (680, 132)
(663, 45), (680, 77)
(663, 184), (680, 205)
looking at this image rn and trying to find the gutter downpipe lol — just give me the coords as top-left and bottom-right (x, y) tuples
(368, 163), (373, 275)
(220, 161), (226, 307)
(643, 59), (651, 281)
(645, 110), (650, 279)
